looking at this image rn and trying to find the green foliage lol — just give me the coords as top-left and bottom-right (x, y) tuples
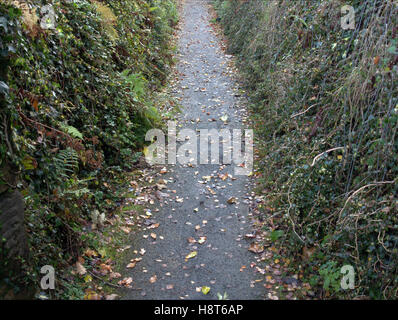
(0, 0), (177, 297)
(270, 230), (284, 242)
(60, 125), (83, 140)
(53, 147), (79, 181)
(318, 261), (341, 293)
(215, 0), (397, 299)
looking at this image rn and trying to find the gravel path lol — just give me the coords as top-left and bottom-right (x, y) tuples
(123, 0), (264, 300)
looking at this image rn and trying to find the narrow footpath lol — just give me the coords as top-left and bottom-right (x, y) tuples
(124, 0), (265, 300)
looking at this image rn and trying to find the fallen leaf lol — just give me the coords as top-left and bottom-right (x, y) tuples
(75, 262), (87, 275)
(248, 242), (264, 254)
(188, 237), (196, 244)
(160, 167), (168, 174)
(185, 251), (197, 261)
(120, 226), (131, 234)
(99, 263), (112, 275)
(109, 272), (121, 280)
(198, 236), (206, 244)
(84, 289), (101, 300)
(220, 115), (228, 122)
(84, 248), (98, 257)
(149, 275), (157, 283)
(202, 286), (210, 295)
(84, 274), (92, 282)
(105, 294), (119, 300)
(118, 277), (133, 287)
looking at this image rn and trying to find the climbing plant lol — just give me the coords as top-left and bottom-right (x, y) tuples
(215, 0), (397, 299)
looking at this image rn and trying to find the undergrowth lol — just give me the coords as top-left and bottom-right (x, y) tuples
(214, 0), (397, 299)
(0, 0), (177, 298)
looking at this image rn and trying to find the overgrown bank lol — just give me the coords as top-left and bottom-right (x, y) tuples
(214, 0), (397, 299)
(0, 0), (177, 298)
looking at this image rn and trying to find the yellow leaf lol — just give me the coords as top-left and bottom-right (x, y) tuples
(185, 251), (197, 261)
(202, 286), (210, 295)
(98, 248), (107, 257)
(143, 146), (149, 157)
(84, 274), (92, 283)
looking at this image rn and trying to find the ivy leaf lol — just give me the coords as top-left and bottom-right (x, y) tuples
(387, 45), (397, 55)
(201, 286), (210, 295)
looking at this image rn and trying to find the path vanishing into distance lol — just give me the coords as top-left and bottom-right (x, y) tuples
(123, 0), (264, 300)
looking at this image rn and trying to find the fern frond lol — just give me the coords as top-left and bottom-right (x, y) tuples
(54, 148), (79, 180)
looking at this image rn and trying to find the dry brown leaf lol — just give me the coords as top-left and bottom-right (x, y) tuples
(160, 167), (168, 174)
(84, 248), (98, 257)
(105, 294), (119, 300)
(188, 237), (196, 243)
(148, 223), (160, 229)
(99, 263), (112, 275)
(75, 262), (87, 275)
(118, 277), (133, 287)
(120, 226), (131, 234)
(84, 289), (101, 300)
(109, 272), (121, 280)
(248, 242), (264, 254)
(149, 275), (157, 283)
(227, 197), (237, 204)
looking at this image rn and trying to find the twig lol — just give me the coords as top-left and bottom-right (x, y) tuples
(17, 107), (77, 141)
(311, 147), (344, 167)
(337, 180), (396, 221)
(291, 103), (319, 118)
(287, 184), (305, 244)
